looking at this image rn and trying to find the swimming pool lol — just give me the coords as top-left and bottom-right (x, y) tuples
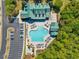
(29, 26), (48, 42)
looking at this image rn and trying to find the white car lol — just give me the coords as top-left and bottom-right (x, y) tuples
(10, 32), (14, 40)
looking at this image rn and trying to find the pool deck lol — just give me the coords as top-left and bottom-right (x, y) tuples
(25, 12), (58, 49)
(18, 11), (58, 56)
(25, 20), (52, 50)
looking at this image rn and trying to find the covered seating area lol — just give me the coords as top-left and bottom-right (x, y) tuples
(50, 22), (59, 37)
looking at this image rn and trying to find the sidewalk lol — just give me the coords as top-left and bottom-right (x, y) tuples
(0, 0), (2, 51)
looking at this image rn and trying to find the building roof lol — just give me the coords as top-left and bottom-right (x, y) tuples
(21, 11), (29, 18)
(50, 22), (59, 29)
(24, 3), (50, 10)
(50, 32), (58, 36)
(20, 3), (50, 19)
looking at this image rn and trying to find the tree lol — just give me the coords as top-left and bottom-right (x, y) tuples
(53, 0), (63, 13)
(60, 0), (79, 19)
(5, 0), (16, 16)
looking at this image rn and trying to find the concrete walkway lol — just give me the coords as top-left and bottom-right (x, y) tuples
(0, 0), (2, 51)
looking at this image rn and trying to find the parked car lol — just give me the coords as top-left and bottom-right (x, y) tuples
(10, 32), (14, 40)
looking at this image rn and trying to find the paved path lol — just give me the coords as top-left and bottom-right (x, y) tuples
(0, 0), (2, 51)
(50, 12), (57, 22)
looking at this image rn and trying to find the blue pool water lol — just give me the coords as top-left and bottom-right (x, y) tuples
(29, 26), (48, 42)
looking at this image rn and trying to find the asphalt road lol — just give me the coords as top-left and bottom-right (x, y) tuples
(8, 19), (23, 59)
(0, 0), (23, 59)
(0, 0), (8, 59)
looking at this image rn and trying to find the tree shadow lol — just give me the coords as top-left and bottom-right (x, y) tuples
(22, 18), (46, 24)
(53, 5), (60, 13)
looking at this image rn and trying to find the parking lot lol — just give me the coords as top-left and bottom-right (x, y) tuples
(4, 27), (15, 59)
